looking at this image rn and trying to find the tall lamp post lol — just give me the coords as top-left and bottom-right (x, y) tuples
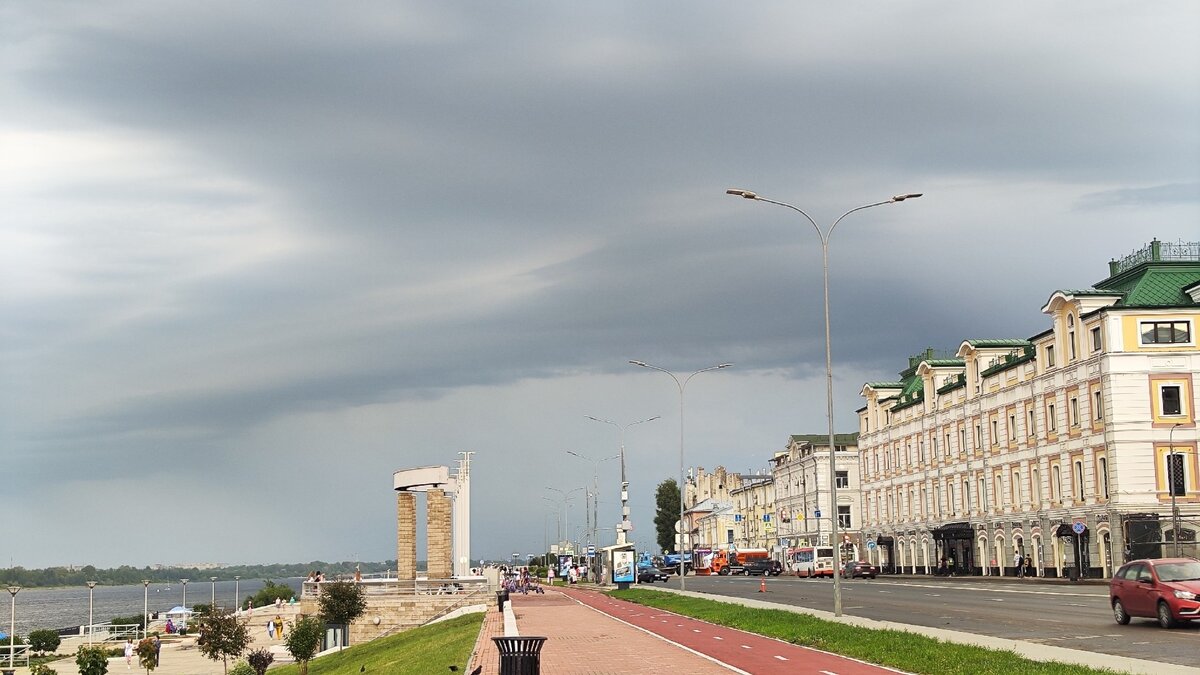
(180, 579), (188, 610)
(86, 581), (97, 644)
(629, 360), (732, 591)
(142, 580), (150, 638)
(546, 487), (584, 552)
(1169, 423), (1184, 557)
(584, 415), (661, 545)
(6, 585), (18, 670)
(234, 576), (241, 615)
(566, 450), (619, 543)
(727, 187), (921, 616)
(210, 577), (218, 609)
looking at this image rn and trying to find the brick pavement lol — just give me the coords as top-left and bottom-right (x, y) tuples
(468, 587), (734, 675)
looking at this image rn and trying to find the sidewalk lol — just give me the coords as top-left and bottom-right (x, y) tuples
(19, 606), (301, 675)
(469, 588), (733, 675)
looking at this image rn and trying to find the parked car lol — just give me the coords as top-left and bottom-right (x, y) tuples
(637, 566), (671, 583)
(743, 559), (784, 576)
(1110, 558), (1200, 628)
(843, 560), (879, 579)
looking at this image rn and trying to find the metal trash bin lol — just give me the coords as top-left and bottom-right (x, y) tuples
(1067, 567), (1079, 582)
(492, 636), (546, 675)
(496, 590), (508, 610)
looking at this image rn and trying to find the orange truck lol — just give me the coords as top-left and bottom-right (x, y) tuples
(711, 548), (771, 576)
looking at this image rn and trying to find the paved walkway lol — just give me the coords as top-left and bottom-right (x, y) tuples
(469, 586), (899, 674)
(18, 606), (302, 675)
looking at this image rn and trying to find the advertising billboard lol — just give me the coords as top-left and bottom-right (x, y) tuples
(613, 550), (635, 584)
(558, 554), (574, 578)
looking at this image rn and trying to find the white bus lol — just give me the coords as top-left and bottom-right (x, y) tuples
(788, 546), (836, 578)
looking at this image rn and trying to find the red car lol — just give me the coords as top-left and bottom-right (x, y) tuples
(843, 560), (879, 579)
(1110, 558), (1200, 628)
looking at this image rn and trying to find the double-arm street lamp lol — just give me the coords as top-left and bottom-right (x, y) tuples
(727, 188), (921, 616)
(629, 360), (732, 591)
(545, 487), (584, 552)
(583, 416), (660, 545)
(566, 450), (619, 546)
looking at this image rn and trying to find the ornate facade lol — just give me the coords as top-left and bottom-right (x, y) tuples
(857, 240), (1200, 578)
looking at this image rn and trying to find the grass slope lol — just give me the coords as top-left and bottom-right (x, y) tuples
(612, 589), (1124, 675)
(270, 613), (482, 675)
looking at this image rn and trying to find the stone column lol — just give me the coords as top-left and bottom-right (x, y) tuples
(397, 491), (417, 581)
(426, 488), (453, 579)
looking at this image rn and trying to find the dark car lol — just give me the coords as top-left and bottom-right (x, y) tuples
(843, 560), (879, 579)
(1110, 558), (1200, 628)
(744, 559), (784, 576)
(637, 566), (670, 583)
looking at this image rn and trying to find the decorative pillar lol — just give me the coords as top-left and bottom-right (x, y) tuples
(427, 488), (453, 579)
(397, 491), (417, 581)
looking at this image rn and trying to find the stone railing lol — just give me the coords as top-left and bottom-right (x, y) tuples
(301, 577), (489, 600)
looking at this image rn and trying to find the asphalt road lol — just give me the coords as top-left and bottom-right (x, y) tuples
(644, 574), (1200, 668)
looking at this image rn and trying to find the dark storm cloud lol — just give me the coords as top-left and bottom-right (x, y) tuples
(3, 1), (1198, 566)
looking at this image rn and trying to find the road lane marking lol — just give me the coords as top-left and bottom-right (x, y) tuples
(713, 636), (723, 640)
(741, 644), (752, 649)
(774, 655), (788, 661)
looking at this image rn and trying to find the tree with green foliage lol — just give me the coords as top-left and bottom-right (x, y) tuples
(75, 645), (109, 675)
(193, 606), (251, 674)
(284, 616), (324, 675)
(246, 647), (274, 675)
(135, 637), (157, 674)
(247, 580), (295, 610)
(654, 478), (682, 553)
(27, 629), (61, 655)
(318, 580), (366, 643)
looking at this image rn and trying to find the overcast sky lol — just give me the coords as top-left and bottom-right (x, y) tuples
(3, 2), (1198, 569)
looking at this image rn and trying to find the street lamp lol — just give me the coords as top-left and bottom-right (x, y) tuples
(86, 581), (97, 644)
(727, 187), (921, 616)
(210, 577), (218, 609)
(234, 576), (241, 615)
(566, 450), (620, 545)
(1169, 423), (1184, 557)
(181, 579), (188, 610)
(546, 487), (584, 552)
(628, 360), (732, 591)
(6, 585), (18, 670)
(142, 580), (150, 638)
(584, 415), (661, 545)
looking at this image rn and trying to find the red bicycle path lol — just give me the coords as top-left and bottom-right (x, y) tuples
(558, 586), (906, 675)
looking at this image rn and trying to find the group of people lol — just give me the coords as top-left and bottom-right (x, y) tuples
(504, 568), (544, 594)
(304, 570), (327, 583)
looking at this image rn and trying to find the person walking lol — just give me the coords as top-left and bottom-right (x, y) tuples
(1015, 552), (1025, 578)
(152, 634), (161, 667)
(274, 615), (285, 639)
(124, 638), (134, 669)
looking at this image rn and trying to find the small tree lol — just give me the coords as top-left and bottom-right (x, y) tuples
(317, 581), (366, 644)
(28, 629), (61, 655)
(135, 637), (157, 674)
(193, 606), (251, 674)
(246, 647), (274, 675)
(284, 616), (324, 675)
(75, 645), (110, 675)
(654, 478), (682, 553)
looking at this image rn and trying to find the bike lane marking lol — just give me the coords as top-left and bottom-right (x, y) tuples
(564, 588), (909, 675)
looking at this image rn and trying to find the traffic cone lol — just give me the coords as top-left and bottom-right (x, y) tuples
(759, 578), (766, 593)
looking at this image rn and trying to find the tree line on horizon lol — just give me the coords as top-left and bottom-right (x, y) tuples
(0, 560), (397, 588)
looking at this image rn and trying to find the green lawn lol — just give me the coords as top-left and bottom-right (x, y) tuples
(269, 613), (481, 675)
(611, 589), (1124, 675)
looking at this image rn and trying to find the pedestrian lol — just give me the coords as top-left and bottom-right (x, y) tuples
(354, 565), (362, 583)
(152, 633), (161, 667)
(1025, 556), (1034, 578)
(124, 638), (134, 669)
(546, 566), (554, 586)
(274, 615), (285, 639)
(1015, 552), (1025, 578)
(267, 619), (276, 639)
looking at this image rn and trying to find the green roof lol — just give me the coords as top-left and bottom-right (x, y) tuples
(864, 382), (903, 389)
(964, 339), (1030, 348)
(789, 433), (859, 447)
(923, 358), (965, 367)
(1099, 266), (1200, 306)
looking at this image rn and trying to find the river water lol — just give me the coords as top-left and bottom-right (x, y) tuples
(4, 578), (303, 636)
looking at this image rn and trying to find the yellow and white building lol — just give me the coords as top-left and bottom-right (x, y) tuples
(857, 240), (1199, 579)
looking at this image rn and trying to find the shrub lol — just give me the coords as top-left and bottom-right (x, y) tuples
(135, 637), (158, 673)
(30, 664), (58, 675)
(246, 647), (274, 675)
(229, 661), (254, 675)
(75, 645), (110, 675)
(284, 616), (324, 675)
(248, 581), (295, 609)
(109, 614), (145, 630)
(28, 629), (62, 654)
